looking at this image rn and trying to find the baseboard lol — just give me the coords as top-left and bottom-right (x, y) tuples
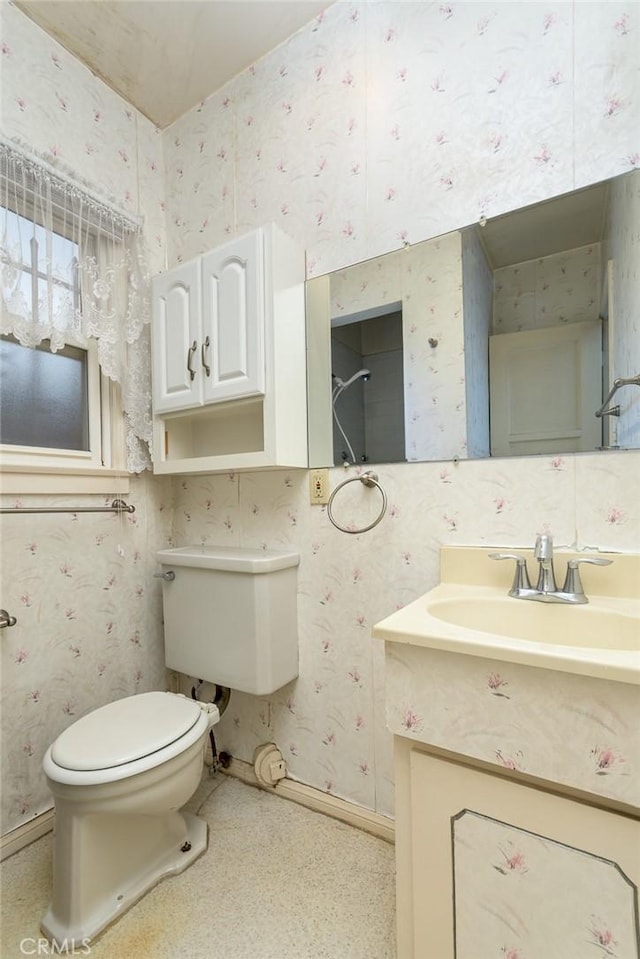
(1, 808), (54, 861)
(221, 756), (395, 844)
(1, 761), (395, 860)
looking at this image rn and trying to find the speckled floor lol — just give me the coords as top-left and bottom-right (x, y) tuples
(1, 775), (396, 959)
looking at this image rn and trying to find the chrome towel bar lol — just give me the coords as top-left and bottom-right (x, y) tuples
(0, 498), (135, 515)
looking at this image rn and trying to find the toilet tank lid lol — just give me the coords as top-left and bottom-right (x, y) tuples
(50, 692), (201, 771)
(157, 545), (300, 573)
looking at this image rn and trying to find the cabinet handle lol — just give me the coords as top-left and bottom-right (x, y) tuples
(187, 340), (197, 381)
(201, 336), (211, 376)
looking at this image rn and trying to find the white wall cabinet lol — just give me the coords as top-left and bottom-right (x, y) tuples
(151, 224), (308, 474)
(152, 230), (264, 414)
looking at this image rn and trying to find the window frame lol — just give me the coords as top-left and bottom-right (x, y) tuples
(0, 202), (129, 494)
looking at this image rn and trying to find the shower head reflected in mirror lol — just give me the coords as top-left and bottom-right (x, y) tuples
(332, 368), (371, 396)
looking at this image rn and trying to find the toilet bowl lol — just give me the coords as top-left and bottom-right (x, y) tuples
(41, 691), (219, 945)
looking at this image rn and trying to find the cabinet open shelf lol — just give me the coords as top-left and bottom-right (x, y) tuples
(162, 398), (263, 458)
(154, 398), (288, 474)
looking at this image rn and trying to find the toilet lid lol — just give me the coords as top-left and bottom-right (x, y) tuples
(51, 692), (202, 771)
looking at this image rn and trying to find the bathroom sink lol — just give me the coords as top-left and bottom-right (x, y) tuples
(427, 591), (639, 651)
(373, 570), (640, 685)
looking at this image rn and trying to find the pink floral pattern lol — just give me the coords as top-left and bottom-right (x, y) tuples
(455, 812), (637, 958)
(592, 746), (628, 776)
(1, 0), (639, 841)
(589, 917), (619, 956)
(386, 628), (639, 809)
(487, 672), (510, 697)
(494, 846), (528, 876)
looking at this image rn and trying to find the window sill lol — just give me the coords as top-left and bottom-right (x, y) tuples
(0, 465), (130, 497)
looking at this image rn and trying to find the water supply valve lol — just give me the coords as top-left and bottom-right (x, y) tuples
(253, 743), (287, 786)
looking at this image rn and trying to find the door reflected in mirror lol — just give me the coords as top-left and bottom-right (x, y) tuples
(306, 168), (640, 467)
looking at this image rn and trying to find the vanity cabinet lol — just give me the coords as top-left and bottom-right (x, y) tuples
(374, 546), (640, 959)
(151, 225), (308, 474)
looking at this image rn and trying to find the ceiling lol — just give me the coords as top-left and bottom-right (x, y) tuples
(15, 0), (331, 128)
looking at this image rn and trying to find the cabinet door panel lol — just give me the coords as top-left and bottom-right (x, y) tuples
(152, 259), (201, 413)
(201, 231), (265, 404)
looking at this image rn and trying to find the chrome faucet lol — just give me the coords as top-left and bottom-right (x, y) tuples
(533, 533), (557, 595)
(490, 535), (612, 605)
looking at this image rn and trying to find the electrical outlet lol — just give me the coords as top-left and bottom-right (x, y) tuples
(309, 468), (330, 505)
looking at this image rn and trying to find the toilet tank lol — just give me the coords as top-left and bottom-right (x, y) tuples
(157, 546), (299, 696)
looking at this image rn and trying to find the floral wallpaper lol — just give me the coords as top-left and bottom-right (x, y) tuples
(492, 243), (602, 334)
(162, 0), (639, 818)
(0, 2), (167, 277)
(0, 475), (172, 833)
(0, 4), (171, 835)
(170, 449), (640, 820)
(164, 1), (639, 277)
(1, 1), (639, 845)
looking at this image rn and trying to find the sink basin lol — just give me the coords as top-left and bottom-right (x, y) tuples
(428, 594), (639, 651)
(373, 574), (640, 685)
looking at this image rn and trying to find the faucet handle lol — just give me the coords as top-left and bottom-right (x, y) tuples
(488, 552), (532, 593)
(562, 557), (612, 597)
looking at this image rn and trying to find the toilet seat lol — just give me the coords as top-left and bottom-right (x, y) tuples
(45, 692), (206, 782)
(51, 691), (201, 771)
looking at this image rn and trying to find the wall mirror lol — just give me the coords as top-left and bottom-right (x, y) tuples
(306, 168), (640, 467)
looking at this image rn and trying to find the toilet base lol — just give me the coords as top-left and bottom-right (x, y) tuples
(41, 812), (208, 947)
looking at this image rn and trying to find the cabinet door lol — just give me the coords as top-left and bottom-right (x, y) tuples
(398, 742), (640, 959)
(152, 259), (202, 413)
(201, 231), (265, 404)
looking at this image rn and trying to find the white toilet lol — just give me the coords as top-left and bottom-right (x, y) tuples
(42, 545), (300, 945)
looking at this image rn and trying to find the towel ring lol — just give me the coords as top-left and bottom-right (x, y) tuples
(327, 470), (388, 534)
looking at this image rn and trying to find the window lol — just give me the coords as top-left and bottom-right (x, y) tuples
(0, 208), (116, 473)
(1, 142), (152, 483)
(1, 336), (91, 451)
(6, 209), (80, 338)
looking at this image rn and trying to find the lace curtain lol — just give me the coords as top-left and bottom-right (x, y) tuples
(0, 141), (153, 472)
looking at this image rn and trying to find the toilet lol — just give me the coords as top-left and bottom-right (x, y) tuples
(42, 545), (300, 945)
